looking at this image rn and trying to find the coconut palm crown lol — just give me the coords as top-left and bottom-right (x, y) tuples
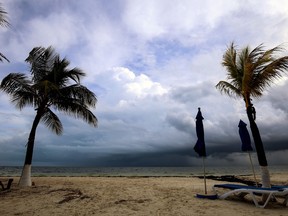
(216, 43), (288, 106)
(216, 42), (288, 187)
(1, 46), (98, 186)
(0, 3), (10, 62)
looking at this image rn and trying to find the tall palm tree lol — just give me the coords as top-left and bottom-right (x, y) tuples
(216, 43), (288, 188)
(1, 46), (98, 186)
(0, 3), (10, 62)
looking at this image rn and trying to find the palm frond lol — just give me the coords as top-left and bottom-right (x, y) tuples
(26, 46), (58, 82)
(239, 46), (254, 96)
(57, 84), (97, 106)
(252, 55), (288, 95)
(248, 44), (265, 62)
(0, 3), (10, 27)
(1, 73), (31, 94)
(0, 4), (10, 62)
(55, 98), (98, 127)
(0, 52), (9, 62)
(215, 81), (242, 98)
(0, 73), (35, 109)
(49, 60), (85, 87)
(65, 67), (86, 83)
(55, 58), (85, 83)
(222, 43), (238, 80)
(41, 108), (63, 135)
(12, 89), (35, 110)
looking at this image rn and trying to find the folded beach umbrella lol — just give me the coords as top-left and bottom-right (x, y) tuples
(193, 108), (217, 199)
(194, 108), (208, 197)
(194, 108), (206, 157)
(238, 119), (258, 186)
(238, 119), (253, 152)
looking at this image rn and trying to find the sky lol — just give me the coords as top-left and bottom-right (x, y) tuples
(0, 0), (288, 168)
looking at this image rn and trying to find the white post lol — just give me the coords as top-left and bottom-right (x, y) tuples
(248, 152), (258, 186)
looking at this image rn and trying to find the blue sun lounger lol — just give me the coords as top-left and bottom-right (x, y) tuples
(271, 185), (288, 190)
(213, 183), (288, 208)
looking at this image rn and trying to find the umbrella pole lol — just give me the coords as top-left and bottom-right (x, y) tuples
(202, 157), (207, 194)
(248, 152), (258, 187)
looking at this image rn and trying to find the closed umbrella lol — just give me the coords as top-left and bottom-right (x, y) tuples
(194, 108), (206, 157)
(194, 108), (207, 194)
(238, 119), (258, 186)
(239, 119), (253, 152)
(194, 108), (217, 199)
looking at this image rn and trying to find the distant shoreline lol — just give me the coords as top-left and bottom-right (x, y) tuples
(1, 174), (286, 187)
(1, 165), (287, 177)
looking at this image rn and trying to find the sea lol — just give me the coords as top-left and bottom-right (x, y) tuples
(0, 165), (287, 177)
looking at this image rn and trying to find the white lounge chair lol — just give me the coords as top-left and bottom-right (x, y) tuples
(213, 183), (288, 208)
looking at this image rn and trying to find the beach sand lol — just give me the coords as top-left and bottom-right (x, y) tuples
(0, 175), (287, 216)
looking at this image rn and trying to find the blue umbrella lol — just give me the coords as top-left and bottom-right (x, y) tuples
(194, 108), (206, 157)
(238, 119), (253, 152)
(194, 108), (208, 195)
(194, 108), (217, 198)
(238, 119), (258, 186)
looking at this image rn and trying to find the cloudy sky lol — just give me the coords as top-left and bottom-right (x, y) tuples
(0, 0), (288, 168)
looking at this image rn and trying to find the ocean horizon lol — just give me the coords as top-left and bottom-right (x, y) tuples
(0, 165), (287, 177)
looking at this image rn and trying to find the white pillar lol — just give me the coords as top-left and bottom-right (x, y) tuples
(260, 166), (271, 188)
(18, 164), (32, 187)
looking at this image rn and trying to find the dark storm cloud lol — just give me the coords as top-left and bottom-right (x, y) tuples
(165, 112), (194, 134)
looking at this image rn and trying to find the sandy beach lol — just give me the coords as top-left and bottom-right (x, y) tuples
(0, 175), (287, 216)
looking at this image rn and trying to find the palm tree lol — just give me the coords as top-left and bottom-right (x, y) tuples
(216, 43), (288, 188)
(1, 46), (98, 186)
(0, 3), (10, 62)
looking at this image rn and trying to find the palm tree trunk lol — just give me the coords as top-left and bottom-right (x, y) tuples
(18, 111), (42, 187)
(246, 104), (271, 188)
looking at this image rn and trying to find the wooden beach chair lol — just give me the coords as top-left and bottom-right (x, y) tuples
(0, 178), (13, 191)
(213, 183), (288, 208)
